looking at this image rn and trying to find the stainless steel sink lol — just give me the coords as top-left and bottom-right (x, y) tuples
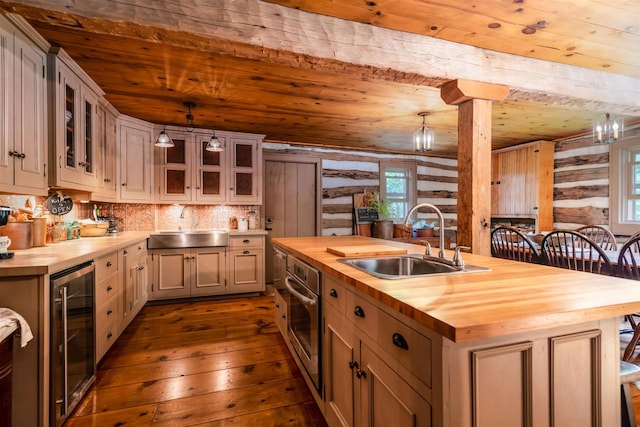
(147, 230), (229, 249)
(337, 254), (489, 279)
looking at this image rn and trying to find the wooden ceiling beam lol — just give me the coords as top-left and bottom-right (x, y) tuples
(440, 79), (510, 106)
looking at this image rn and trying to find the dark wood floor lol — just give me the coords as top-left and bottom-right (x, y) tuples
(66, 295), (327, 426)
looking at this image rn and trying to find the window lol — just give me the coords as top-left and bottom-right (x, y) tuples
(380, 160), (417, 221)
(610, 135), (640, 235)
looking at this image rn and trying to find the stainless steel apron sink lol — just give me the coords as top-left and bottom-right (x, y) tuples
(147, 230), (229, 249)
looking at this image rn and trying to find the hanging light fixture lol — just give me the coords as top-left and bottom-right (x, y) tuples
(206, 130), (223, 152)
(593, 112), (624, 144)
(414, 112), (435, 152)
(154, 126), (174, 148)
(154, 101), (224, 151)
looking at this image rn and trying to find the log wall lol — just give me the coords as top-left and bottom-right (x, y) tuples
(263, 143), (458, 237)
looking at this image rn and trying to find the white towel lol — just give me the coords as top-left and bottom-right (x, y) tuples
(0, 307), (33, 347)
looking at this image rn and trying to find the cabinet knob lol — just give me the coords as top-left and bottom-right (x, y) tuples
(186, 186), (190, 189)
(354, 306), (365, 318)
(356, 368), (367, 379)
(243, 239), (250, 244)
(330, 289), (338, 298)
(275, 303), (280, 308)
(107, 331), (113, 339)
(122, 183), (127, 186)
(243, 250), (250, 255)
(106, 261), (112, 267)
(107, 308), (113, 315)
(392, 333), (409, 350)
(107, 285), (113, 292)
(348, 360), (359, 370)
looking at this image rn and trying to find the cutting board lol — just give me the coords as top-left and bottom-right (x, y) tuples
(326, 244), (408, 257)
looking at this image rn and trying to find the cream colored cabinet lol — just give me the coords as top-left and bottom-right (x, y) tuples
(150, 246), (227, 299)
(0, 15), (48, 196)
(48, 48), (103, 191)
(228, 234), (265, 293)
(121, 241), (148, 330)
(323, 276), (430, 427)
(491, 140), (555, 232)
(93, 100), (118, 202)
(94, 251), (120, 361)
(155, 129), (227, 203)
(155, 129), (263, 204)
(273, 290), (288, 335)
(118, 115), (154, 202)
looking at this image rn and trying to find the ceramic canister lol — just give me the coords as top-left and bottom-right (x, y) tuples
(238, 217), (248, 231)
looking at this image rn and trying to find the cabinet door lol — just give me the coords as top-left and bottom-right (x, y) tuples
(152, 249), (190, 299)
(274, 291), (287, 335)
(495, 149), (523, 215)
(0, 22), (13, 188)
(158, 131), (193, 202)
(13, 34), (47, 193)
(190, 247), (226, 296)
(194, 135), (226, 203)
(360, 343), (431, 427)
(133, 253), (148, 315)
(94, 104), (117, 200)
(324, 306), (358, 427)
(228, 247), (264, 293)
(56, 64), (83, 184)
(119, 122), (153, 202)
(79, 86), (98, 184)
(228, 137), (260, 204)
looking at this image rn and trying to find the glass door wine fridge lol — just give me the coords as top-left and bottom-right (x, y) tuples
(50, 261), (95, 427)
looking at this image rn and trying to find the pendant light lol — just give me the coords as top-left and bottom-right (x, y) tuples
(206, 131), (223, 152)
(155, 126), (174, 148)
(414, 112), (435, 152)
(593, 112), (624, 144)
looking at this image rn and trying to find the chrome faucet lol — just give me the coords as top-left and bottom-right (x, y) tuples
(403, 203), (446, 260)
(180, 206), (198, 231)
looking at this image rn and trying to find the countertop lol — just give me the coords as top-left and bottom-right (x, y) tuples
(0, 231), (150, 277)
(273, 235), (640, 343)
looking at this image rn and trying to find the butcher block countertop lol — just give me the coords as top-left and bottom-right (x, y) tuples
(0, 231), (150, 277)
(273, 235), (640, 343)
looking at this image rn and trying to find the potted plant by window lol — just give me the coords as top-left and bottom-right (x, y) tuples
(363, 191), (395, 239)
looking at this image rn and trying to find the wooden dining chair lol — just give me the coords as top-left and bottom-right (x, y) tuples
(540, 230), (614, 276)
(617, 234), (640, 361)
(575, 225), (617, 250)
(490, 226), (541, 264)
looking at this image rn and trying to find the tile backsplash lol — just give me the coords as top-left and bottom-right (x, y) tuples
(0, 195), (260, 232)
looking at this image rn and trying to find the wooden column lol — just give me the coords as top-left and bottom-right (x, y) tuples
(441, 79), (509, 256)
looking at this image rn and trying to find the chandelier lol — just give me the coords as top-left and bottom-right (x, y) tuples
(155, 102), (223, 152)
(414, 112), (434, 152)
(593, 112), (624, 144)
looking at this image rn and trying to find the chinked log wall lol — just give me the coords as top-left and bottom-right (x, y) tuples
(263, 143), (458, 237)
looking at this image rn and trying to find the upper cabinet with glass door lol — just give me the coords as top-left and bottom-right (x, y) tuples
(48, 47), (104, 192)
(155, 129), (262, 205)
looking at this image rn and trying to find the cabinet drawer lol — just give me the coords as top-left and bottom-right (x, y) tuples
(95, 251), (118, 282)
(376, 309), (432, 389)
(229, 235), (264, 247)
(126, 241), (147, 257)
(96, 296), (120, 332)
(345, 290), (380, 341)
(95, 271), (119, 306)
(323, 275), (347, 315)
(96, 315), (119, 362)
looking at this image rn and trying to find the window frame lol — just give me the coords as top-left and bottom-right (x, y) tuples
(610, 134), (640, 235)
(379, 160), (417, 222)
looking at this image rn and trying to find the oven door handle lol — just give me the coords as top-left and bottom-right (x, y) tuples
(284, 276), (317, 307)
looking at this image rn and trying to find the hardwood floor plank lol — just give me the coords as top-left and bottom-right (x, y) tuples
(67, 295), (327, 427)
(151, 377), (315, 425)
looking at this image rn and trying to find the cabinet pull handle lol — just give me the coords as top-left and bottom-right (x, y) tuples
(392, 333), (409, 350)
(356, 368), (367, 379)
(106, 261), (112, 267)
(354, 306), (365, 318)
(329, 288), (338, 298)
(122, 183), (127, 186)
(138, 266), (145, 271)
(243, 239), (250, 244)
(107, 331), (113, 339)
(107, 308), (113, 315)
(282, 314), (286, 319)
(348, 360), (358, 370)
(242, 250), (250, 255)
(275, 303), (280, 308)
(107, 285), (113, 292)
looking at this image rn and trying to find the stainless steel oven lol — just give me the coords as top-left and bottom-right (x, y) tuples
(50, 261), (95, 427)
(285, 255), (321, 395)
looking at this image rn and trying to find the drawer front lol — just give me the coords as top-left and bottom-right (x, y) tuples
(376, 309), (432, 388)
(95, 271), (119, 306)
(345, 290), (380, 341)
(229, 235), (264, 248)
(95, 251), (118, 282)
(322, 275), (347, 315)
(96, 315), (119, 362)
(96, 297), (120, 332)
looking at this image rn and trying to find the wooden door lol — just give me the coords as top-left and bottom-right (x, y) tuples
(263, 154), (321, 283)
(190, 247), (226, 296)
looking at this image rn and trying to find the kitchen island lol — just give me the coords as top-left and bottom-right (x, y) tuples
(273, 235), (640, 427)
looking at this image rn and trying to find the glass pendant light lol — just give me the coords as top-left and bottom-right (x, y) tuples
(155, 127), (174, 148)
(414, 112), (435, 152)
(206, 131), (223, 152)
(593, 112), (624, 144)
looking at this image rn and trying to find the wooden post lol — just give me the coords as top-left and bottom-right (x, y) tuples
(441, 79), (509, 256)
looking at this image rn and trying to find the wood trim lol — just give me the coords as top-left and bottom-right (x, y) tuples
(440, 79), (510, 105)
(549, 330), (602, 427)
(471, 341), (533, 427)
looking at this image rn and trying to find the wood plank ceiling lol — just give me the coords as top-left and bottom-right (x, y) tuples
(1, 0), (639, 156)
